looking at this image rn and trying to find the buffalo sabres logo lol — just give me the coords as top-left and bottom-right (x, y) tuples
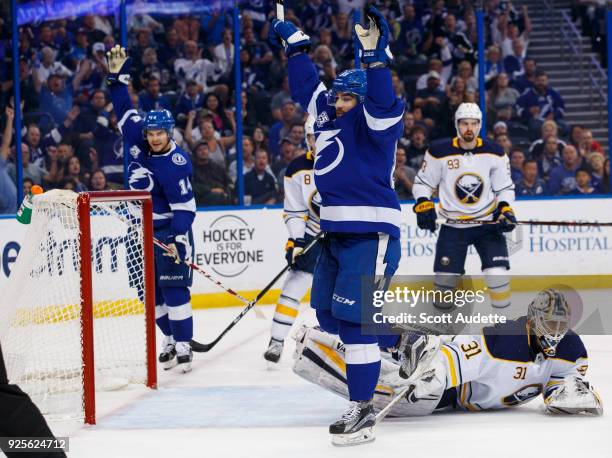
(128, 162), (155, 191)
(455, 173), (484, 205)
(502, 384), (542, 406)
(314, 129), (344, 176)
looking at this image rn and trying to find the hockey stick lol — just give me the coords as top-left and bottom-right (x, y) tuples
(439, 218), (612, 227)
(375, 384), (412, 424)
(153, 238), (265, 319)
(276, 0), (284, 21)
(190, 232), (324, 353)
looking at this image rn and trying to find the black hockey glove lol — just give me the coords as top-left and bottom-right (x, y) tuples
(285, 237), (308, 270)
(493, 201), (517, 233)
(413, 198), (437, 233)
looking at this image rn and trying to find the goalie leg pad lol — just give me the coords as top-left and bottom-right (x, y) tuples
(433, 273), (461, 310)
(270, 270), (311, 341)
(483, 266), (511, 309)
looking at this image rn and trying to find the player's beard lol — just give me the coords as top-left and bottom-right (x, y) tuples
(461, 131), (475, 142)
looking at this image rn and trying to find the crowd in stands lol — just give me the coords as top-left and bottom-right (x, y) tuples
(0, 0), (609, 214)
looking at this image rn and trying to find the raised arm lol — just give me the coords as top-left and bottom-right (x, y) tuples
(0, 106), (14, 161)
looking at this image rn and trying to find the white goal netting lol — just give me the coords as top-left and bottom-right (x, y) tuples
(0, 190), (153, 421)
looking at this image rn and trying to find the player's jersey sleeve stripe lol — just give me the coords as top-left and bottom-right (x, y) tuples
(308, 82), (327, 118)
(414, 174), (436, 189)
(169, 198), (196, 212)
(441, 346), (458, 386)
(320, 205), (401, 227)
(117, 108), (139, 133)
(363, 106), (404, 131)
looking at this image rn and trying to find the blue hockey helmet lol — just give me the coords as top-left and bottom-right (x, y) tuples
(143, 110), (175, 138)
(328, 69), (367, 105)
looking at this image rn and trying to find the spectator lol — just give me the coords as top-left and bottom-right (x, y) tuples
(174, 40), (223, 95)
(63, 156), (87, 192)
(39, 74), (73, 125)
(87, 115), (124, 186)
(253, 126), (268, 151)
(547, 145), (583, 195)
(244, 148), (278, 205)
(273, 137), (296, 180)
(185, 112), (233, 166)
(495, 133), (513, 155)
(157, 28), (183, 70)
(32, 47), (73, 90)
(512, 57), (537, 94)
(416, 59), (450, 92)
(414, 71), (447, 125)
(288, 122), (306, 149)
(515, 159), (547, 196)
(241, 48), (268, 95)
(24, 124), (44, 166)
(213, 29), (234, 83)
(393, 146), (416, 200)
(331, 13), (355, 64)
(536, 135), (563, 180)
(300, 0), (334, 36)
(192, 142), (231, 206)
(0, 106), (17, 213)
(313, 45), (338, 86)
(499, 9), (532, 58)
(510, 149), (525, 183)
(68, 29), (90, 68)
(73, 90), (110, 141)
(398, 112), (417, 149)
(570, 168), (596, 196)
(528, 120), (566, 159)
(516, 70), (566, 136)
(394, 3), (425, 62)
(503, 38), (526, 82)
(89, 169), (109, 191)
(452, 61), (478, 94)
(270, 75), (294, 121)
(438, 14), (474, 66)
(603, 159), (611, 193)
(578, 128), (604, 158)
(204, 93), (234, 136)
(228, 136), (256, 183)
(242, 27), (273, 75)
(488, 73), (520, 120)
(493, 121), (508, 138)
(476, 45), (504, 87)
(139, 75), (173, 112)
(42, 144), (63, 189)
(8, 143), (48, 186)
(268, 100), (300, 159)
(406, 125), (429, 169)
(23, 177), (34, 196)
(587, 152), (606, 193)
(569, 124), (584, 150)
(136, 47), (174, 93)
(176, 80), (205, 124)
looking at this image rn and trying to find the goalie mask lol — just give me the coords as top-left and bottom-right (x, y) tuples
(528, 289), (571, 357)
(454, 102), (482, 138)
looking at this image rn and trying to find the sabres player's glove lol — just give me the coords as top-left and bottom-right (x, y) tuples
(163, 234), (190, 264)
(285, 238), (308, 270)
(106, 45), (132, 86)
(354, 6), (394, 67)
(269, 19), (311, 57)
(413, 198), (437, 233)
(493, 201), (517, 233)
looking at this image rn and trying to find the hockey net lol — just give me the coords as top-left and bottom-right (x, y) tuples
(0, 190), (156, 424)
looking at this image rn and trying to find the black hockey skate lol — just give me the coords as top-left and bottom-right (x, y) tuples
(329, 401), (376, 446)
(158, 336), (177, 370)
(263, 338), (284, 363)
(176, 341), (193, 373)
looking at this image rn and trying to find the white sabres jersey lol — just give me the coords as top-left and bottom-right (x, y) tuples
(413, 137), (515, 223)
(440, 317), (588, 410)
(283, 151), (321, 238)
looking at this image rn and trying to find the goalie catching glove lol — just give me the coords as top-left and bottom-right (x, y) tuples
(493, 201), (517, 233)
(545, 376), (603, 416)
(106, 45), (132, 86)
(413, 197), (437, 233)
(268, 20), (311, 57)
(354, 6), (394, 67)
(163, 234), (190, 264)
(285, 238), (308, 270)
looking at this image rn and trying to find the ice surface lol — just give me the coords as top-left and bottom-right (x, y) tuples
(29, 304), (612, 458)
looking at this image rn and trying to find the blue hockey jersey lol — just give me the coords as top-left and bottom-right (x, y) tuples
(110, 84), (195, 236)
(288, 53), (405, 238)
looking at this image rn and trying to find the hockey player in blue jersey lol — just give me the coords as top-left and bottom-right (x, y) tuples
(270, 8), (426, 445)
(106, 46), (196, 373)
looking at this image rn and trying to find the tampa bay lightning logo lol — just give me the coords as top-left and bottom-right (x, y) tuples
(502, 384), (542, 406)
(314, 129), (344, 176)
(128, 162), (155, 191)
(455, 173), (484, 205)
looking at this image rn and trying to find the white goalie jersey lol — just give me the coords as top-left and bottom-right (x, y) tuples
(412, 137), (515, 222)
(283, 151), (321, 238)
(440, 317), (590, 411)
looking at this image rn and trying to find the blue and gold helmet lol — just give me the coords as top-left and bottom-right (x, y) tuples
(328, 69), (367, 105)
(143, 110), (175, 138)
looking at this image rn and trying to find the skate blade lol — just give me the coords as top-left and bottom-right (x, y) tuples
(162, 358), (178, 371)
(331, 427), (375, 447)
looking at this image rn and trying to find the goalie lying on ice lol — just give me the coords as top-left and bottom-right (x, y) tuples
(293, 289), (602, 417)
